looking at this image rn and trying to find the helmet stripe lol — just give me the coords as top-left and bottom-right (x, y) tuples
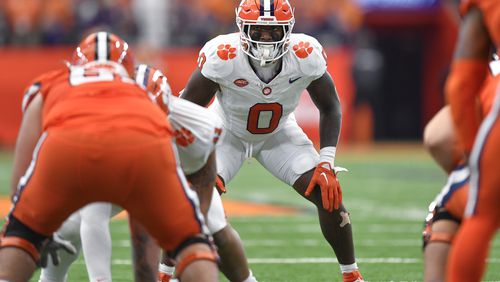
(135, 64), (148, 87)
(263, 0), (271, 16)
(270, 0), (274, 16)
(97, 32), (108, 61)
(260, 0), (265, 16)
(106, 33), (111, 60)
(93, 33), (98, 62)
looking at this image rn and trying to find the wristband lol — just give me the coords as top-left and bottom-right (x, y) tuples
(319, 146), (337, 167)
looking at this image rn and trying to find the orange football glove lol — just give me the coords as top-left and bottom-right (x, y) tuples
(215, 175), (226, 194)
(305, 162), (343, 212)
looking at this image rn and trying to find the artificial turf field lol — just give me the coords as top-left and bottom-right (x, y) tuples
(0, 145), (499, 281)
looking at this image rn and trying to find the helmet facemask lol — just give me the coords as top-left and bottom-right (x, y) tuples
(237, 16), (294, 66)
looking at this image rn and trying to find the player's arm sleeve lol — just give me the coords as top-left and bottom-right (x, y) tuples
(169, 96), (222, 175)
(445, 7), (490, 154)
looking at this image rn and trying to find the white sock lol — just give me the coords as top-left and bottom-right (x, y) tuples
(242, 270), (258, 282)
(340, 262), (358, 273)
(80, 203), (113, 282)
(159, 263), (175, 276)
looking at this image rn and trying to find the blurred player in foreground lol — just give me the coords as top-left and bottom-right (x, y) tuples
(181, 0), (363, 281)
(0, 31), (218, 282)
(422, 0), (499, 280)
(37, 64), (256, 282)
(444, 0), (500, 280)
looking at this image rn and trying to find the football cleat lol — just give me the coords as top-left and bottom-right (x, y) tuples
(342, 270), (364, 282)
(157, 272), (171, 282)
(70, 31), (135, 77)
(236, 0), (295, 65)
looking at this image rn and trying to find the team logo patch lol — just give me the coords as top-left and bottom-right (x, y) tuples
(175, 128), (195, 147)
(217, 44), (237, 60)
(262, 87), (272, 95)
(293, 41), (313, 59)
(234, 79), (249, 87)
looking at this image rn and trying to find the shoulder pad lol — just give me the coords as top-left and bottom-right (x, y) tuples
(197, 34), (240, 82)
(289, 34), (327, 79)
(22, 69), (66, 113)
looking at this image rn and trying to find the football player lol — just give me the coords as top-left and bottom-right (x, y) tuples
(445, 0), (500, 280)
(0, 32), (218, 282)
(134, 64), (257, 282)
(180, 0), (363, 281)
(38, 65), (257, 282)
(422, 1), (499, 279)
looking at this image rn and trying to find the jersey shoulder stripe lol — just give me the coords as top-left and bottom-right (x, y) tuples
(22, 69), (67, 113)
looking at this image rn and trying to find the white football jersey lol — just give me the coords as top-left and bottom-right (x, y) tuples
(168, 96), (222, 175)
(199, 33), (327, 142)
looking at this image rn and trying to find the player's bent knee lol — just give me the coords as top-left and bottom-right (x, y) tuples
(0, 215), (48, 263)
(175, 243), (218, 277)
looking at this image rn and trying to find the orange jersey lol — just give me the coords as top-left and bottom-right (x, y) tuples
(461, 0), (500, 48)
(22, 66), (172, 136)
(479, 74), (500, 116)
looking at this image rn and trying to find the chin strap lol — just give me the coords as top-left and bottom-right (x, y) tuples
(258, 45), (275, 66)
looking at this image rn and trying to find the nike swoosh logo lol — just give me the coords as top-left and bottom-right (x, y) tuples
(289, 77), (302, 83)
(320, 172), (329, 185)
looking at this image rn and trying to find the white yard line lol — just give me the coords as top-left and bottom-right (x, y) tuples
(84, 257), (500, 266)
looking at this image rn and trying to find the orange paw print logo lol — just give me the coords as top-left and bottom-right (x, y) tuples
(293, 41), (313, 59)
(175, 128), (195, 147)
(217, 44), (237, 60)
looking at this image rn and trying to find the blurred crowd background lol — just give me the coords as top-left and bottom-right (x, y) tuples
(0, 0), (462, 146)
(0, 0), (367, 47)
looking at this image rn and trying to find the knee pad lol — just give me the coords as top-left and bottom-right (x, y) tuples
(0, 215), (48, 263)
(175, 250), (218, 278)
(422, 207), (459, 249)
(428, 232), (455, 245)
(172, 235), (218, 277)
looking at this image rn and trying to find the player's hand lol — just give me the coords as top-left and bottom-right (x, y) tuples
(305, 162), (345, 212)
(39, 233), (77, 268)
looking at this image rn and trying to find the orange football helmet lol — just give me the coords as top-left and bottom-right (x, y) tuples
(134, 64), (172, 113)
(70, 32), (135, 77)
(236, 0), (295, 65)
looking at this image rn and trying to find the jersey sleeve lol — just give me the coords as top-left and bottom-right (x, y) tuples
(198, 35), (235, 83)
(291, 34), (328, 80)
(168, 96), (222, 174)
(21, 69), (64, 113)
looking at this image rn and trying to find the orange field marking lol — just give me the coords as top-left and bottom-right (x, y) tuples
(0, 197), (299, 219)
